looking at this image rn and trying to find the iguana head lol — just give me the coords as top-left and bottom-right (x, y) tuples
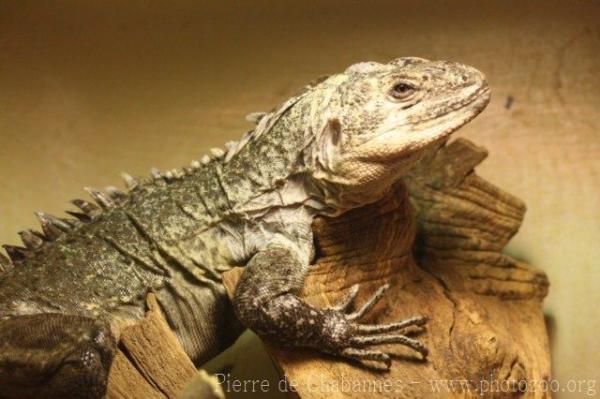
(308, 57), (490, 211)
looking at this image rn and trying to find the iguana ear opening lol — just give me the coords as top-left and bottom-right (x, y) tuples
(316, 118), (343, 172)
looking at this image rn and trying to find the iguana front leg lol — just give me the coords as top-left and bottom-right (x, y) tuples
(0, 313), (116, 399)
(233, 244), (428, 370)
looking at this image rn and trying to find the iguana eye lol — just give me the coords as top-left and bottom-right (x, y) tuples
(390, 82), (416, 100)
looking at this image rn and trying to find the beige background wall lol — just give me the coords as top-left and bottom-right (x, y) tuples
(1, 1), (599, 397)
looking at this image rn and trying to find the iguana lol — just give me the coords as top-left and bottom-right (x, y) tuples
(0, 57), (490, 398)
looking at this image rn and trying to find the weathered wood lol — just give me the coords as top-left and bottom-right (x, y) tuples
(223, 138), (550, 398)
(106, 294), (223, 399)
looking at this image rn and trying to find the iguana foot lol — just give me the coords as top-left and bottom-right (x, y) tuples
(0, 313), (116, 399)
(259, 282), (428, 371)
(234, 245), (429, 372)
(323, 283), (428, 370)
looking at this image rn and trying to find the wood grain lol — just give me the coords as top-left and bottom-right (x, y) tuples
(106, 294), (223, 399)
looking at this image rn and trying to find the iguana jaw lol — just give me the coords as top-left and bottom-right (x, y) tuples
(358, 83), (491, 162)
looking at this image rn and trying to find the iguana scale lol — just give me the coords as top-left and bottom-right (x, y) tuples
(0, 57), (490, 398)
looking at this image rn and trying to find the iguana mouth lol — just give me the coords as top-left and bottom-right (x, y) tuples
(359, 84), (491, 151)
(466, 85), (491, 111)
(429, 86), (491, 140)
(449, 85), (491, 122)
(411, 84), (491, 125)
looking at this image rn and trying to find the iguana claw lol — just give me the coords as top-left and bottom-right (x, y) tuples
(327, 283), (428, 370)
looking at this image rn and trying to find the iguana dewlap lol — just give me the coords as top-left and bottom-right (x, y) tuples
(0, 57), (490, 398)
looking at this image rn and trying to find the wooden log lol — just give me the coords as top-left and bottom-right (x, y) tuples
(106, 293), (223, 399)
(222, 138), (550, 398)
